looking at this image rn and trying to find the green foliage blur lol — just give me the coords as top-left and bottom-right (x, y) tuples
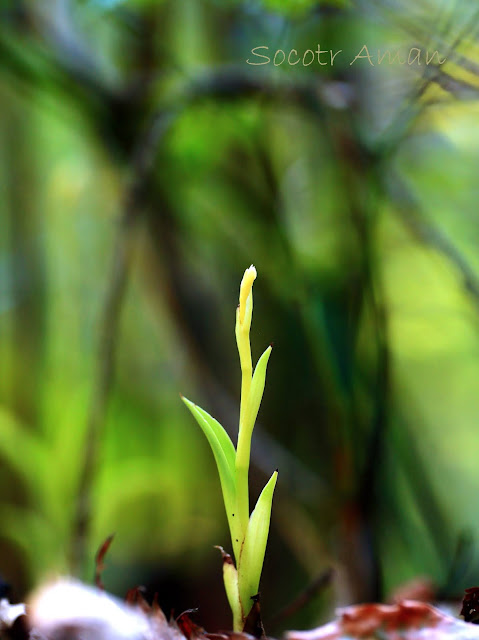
(1, 0), (479, 632)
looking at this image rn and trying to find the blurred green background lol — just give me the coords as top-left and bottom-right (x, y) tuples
(1, 0), (479, 632)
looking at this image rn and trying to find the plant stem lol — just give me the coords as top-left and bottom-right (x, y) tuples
(235, 317), (252, 544)
(234, 268), (256, 551)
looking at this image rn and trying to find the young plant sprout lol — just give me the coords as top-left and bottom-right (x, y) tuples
(181, 266), (277, 631)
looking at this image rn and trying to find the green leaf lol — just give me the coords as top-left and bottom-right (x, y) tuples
(235, 345), (273, 541)
(181, 396), (237, 535)
(238, 470), (278, 614)
(242, 345), (272, 441)
(192, 402), (237, 474)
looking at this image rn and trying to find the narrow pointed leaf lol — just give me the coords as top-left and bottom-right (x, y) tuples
(190, 402), (237, 474)
(242, 345), (272, 439)
(182, 396), (236, 515)
(235, 345), (273, 558)
(238, 470), (278, 613)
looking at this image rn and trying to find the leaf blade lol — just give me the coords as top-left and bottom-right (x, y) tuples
(191, 402), (236, 474)
(243, 345), (272, 441)
(238, 470), (278, 614)
(182, 396), (239, 545)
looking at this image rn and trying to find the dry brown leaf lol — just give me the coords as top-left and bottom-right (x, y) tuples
(287, 600), (479, 640)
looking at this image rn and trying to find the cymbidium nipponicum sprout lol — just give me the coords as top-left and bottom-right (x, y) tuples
(181, 265), (277, 631)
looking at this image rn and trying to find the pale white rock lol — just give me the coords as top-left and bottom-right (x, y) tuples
(29, 578), (151, 640)
(0, 598), (26, 628)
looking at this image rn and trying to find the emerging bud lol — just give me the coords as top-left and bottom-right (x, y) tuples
(239, 265), (257, 325)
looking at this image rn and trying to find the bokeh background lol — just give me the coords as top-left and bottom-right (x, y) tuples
(1, 0), (479, 632)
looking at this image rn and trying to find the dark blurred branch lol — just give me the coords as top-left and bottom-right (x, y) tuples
(357, 259), (390, 602)
(0, 4), (149, 158)
(0, 2), (111, 98)
(26, 1), (113, 93)
(268, 568), (333, 631)
(185, 65), (356, 118)
(439, 530), (475, 598)
(375, 3), (479, 157)
(387, 414), (452, 570)
(0, 16), (352, 145)
(70, 109), (176, 576)
(423, 66), (479, 99)
(387, 172), (479, 310)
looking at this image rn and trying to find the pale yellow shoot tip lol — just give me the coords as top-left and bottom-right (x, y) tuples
(239, 265), (257, 325)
